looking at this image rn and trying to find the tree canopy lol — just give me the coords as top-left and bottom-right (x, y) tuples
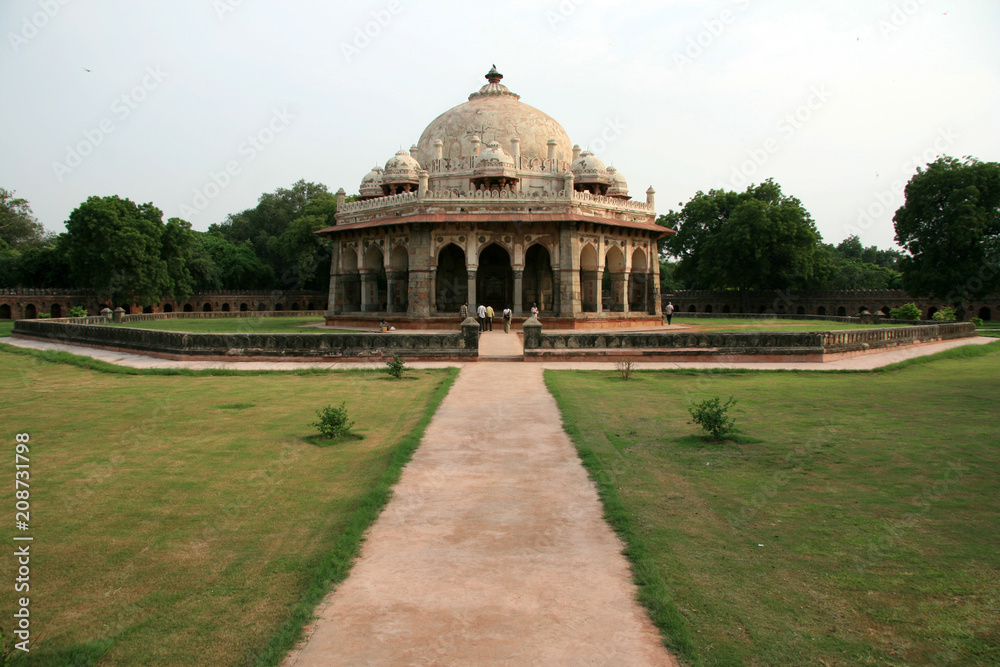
(893, 156), (1000, 312)
(65, 195), (190, 306)
(0, 188), (48, 251)
(209, 179), (334, 290)
(660, 180), (824, 297)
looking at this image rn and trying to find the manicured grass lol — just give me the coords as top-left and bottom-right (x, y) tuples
(0, 348), (457, 665)
(675, 318), (913, 333)
(107, 316), (347, 334)
(0, 320), (13, 337)
(546, 342), (1000, 666)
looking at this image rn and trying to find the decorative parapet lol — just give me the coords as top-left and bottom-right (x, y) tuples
(571, 190), (653, 214)
(336, 187), (656, 221)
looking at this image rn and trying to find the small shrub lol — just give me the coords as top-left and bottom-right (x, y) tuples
(68, 306), (88, 318)
(970, 317), (984, 327)
(385, 354), (406, 379)
(615, 358), (637, 380)
(889, 303), (921, 321)
(311, 402), (354, 439)
(932, 306), (956, 322)
(688, 396), (737, 438)
(37, 313), (51, 319)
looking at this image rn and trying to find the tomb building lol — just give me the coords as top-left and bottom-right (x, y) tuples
(318, 66), (671, 328)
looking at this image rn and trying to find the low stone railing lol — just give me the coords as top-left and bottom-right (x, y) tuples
(521, 319), (976, 360)
(12, 319), (480, 361)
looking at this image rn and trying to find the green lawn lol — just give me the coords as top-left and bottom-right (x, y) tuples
(0, 320), (13, 337)
(676, 318), (913, 333)
(107, 316), (346, 334)
(0, 346), (456, 665)
(546, 343), (1000, 666)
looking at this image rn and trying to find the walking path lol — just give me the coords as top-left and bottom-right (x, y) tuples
(282, 361), (676, 666)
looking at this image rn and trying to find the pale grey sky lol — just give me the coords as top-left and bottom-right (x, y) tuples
(2, 0), (998, 251)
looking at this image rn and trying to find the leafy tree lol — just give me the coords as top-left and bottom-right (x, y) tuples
(17, 239), (72, 288)
(0, 188), (48, 250)
(889, 303), (922, 320)
(194, 232), (274, 290)
(894, 156), (1000, 318)
(65, 195), (178, 306)
(211, 180), (336, 289)
(661, 180), (823, 307)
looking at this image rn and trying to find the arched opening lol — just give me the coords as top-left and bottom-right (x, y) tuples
(239, 303), (248, 312)
(258, 303), (267, 311)
(222, 303), (231, 312)
(340, 246), (361, 312)
(435, 243), (467, 314)
(0, 304), (11, 319)
(290, 303), (299, 310)
(307, 302), (315, 310)
(477, 243), (513, 311)
(604, 245), (626, 312)
(579, 243), (599, 312)
(817, 306), (827, 316)
(163, 303), (174, 313)
(183, 303), (194, 312)
(858, 305), (869, 314)
(363, 245), (386, 312)
(722, 304), (731, 314)
(978, 306), (991, 321)
(628, 248), (648, 312)
(837, 306), (847, 317)
(927, 306), (938, 319)
(687, 305), (696, 313)
(758, 305), (767, 314)
(796, 306), (805, 315)
(24, 304), (37, 319)
(121, 305), (132, 314)
(881, 306), (891, 317)
(274, 303), (283, 311)
(388, 244), (409, 313)
(142, 306), (153, 314)
(50, 304), (62, 318)
(521, 244), (550, 314)
(704, 304), (713, 313)
(202, 303), (212, 312)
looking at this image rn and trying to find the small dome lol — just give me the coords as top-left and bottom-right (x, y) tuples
(359, 166), (384, 198)
(383, 149), (421, 184)
(571, 150), (609, 184)
(606, 166), (629, 198)
(476, 141), (515, 170)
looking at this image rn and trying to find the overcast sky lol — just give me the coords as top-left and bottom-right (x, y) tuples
(2, 0), (998, 251)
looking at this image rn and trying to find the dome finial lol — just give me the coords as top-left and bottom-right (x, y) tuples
(470, 65), (519, 101)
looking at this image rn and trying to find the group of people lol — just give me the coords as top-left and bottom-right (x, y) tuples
(460, 301), (537, 334)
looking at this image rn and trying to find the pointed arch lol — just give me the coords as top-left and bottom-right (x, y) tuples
(580, 243), (599, 312)
(478, 243), (513, 310)
(436, 243), (467, 314)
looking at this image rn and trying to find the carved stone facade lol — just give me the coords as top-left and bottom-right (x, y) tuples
(319, 67), (669, 327)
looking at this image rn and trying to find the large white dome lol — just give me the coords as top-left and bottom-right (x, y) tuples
(414, 67), (573, 165)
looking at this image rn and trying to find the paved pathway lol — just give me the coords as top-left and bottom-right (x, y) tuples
(282, 362), (677, 666)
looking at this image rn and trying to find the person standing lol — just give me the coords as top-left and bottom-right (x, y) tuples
(502, 305), (512, 333)
(665, 301), (674, 326)
(477, 303), (487, 331)
(485, 304), (494, 331)
(460, 301), (469, 321)
(530, 302), (539, 319)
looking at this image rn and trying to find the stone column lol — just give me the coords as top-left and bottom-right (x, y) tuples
(595, 267), (604, 314)
(427, 268), (437, 314)
(359, 270), (371, 312)
(513, 270), (523, 314)
(407, 226), (431, 318)
(326, 243), (341, 315)
(386, 272), (399, 313)
(611, 272), (627, 312)
(558, 223), (581, 316)
(467, 270), (477, 310)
